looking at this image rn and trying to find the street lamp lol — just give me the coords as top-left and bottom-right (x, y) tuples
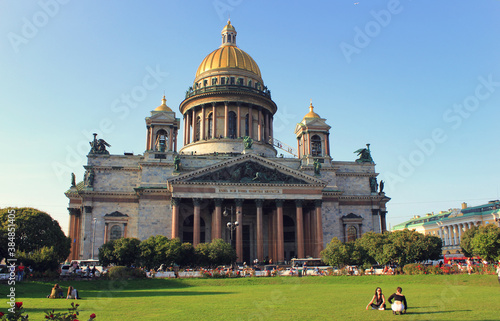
(223, 206), (239, 245)
(91, 218), (97, 260)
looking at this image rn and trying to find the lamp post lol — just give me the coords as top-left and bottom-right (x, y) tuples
(223, 206), (239, 246)
(91, 218), (97, 260)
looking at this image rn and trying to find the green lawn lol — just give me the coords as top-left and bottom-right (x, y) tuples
(3, 274), (498, 320)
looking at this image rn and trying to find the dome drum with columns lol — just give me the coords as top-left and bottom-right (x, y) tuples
(65, 21), (390, 265)
(180, 20), (276, 157)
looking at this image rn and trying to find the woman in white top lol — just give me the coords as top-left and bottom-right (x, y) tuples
(66, 286), (78, 300)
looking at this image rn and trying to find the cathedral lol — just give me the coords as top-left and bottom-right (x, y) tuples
(65, 21), (390, 264)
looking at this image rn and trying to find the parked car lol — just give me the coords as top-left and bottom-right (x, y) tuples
(59, 264), (73, 277)
(0, 264), (10, 281)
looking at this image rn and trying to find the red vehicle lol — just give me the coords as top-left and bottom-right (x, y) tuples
(443, 256), (481, 265)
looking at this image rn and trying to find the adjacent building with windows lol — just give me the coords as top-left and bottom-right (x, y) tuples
(65, 21), (390, 263)
(392, 200), (500, 257)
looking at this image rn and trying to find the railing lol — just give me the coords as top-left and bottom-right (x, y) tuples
(271, 138), (298, 157)
(185, 84), (271, 99)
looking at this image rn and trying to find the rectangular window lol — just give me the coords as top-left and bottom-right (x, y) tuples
(212, 78), (217, 86)
(230, 77), (235, 85)
(221, 77), (226, 85)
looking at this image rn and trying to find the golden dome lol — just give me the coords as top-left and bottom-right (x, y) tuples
(303, 102), (320, 119)
(195, 45), (262, 79)
(154, 95), (172, 112)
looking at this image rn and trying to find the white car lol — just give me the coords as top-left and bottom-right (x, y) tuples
(0, 264), (10, 281)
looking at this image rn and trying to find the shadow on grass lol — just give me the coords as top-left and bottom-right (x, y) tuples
(83, 290), (234, 298)
(407, 310), (472, 315)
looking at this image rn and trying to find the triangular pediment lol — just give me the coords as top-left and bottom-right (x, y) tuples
(104, 211), (129, 217)
(147, 112), (177, 122)
(168, 154), (325, 186)
(295, 118), (331, 134)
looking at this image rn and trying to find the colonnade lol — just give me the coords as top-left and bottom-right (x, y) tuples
(171, 198), (323, 263)
(438, 221), (480, 247)
(182, 102), (274, 145)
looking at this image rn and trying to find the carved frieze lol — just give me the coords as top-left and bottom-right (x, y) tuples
(186, 161), (308, 184)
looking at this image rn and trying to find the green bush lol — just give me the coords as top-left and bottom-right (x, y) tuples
(403, 263), (427, 275)
(426, 265), (442, 275)
(107, 266), (146, 280)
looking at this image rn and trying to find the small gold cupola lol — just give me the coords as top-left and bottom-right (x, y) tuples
(303, 101), (320, 120)
(221, 19), (237, 46)
(154, 95), (172, 112)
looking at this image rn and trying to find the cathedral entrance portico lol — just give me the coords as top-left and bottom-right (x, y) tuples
(167, 154), (326, 264)
(170, 196), (322, 264)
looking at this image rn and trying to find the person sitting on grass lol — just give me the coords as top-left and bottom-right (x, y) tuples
(388, 287), (407, 315)
(48, 284), (64, 299)
(66, 286), (79, 300)
(366, 287), (386, 310)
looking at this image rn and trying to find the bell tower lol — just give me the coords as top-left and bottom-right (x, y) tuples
(145, 95), (180, 152)
(295, 101), (332, 165)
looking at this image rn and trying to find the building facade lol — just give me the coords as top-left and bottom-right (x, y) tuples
(65, 21), (390, 263)
(392, 200), (500, 257)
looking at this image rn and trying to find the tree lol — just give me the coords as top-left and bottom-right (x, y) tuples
(320, 237), (351, 268)
(140, 235), (172, 269)
(0, 207), (71, 267)
(98, 240), (116, 266)
(471, 224), (500, 263)
(421, 234), (442, 261)
(195, 242), (211, 267)
(460, 225), (479, 257)
(208, 238), (237, 266)
(163, 238), (183, 266)
(112, 238), (141, 266)
(178, 242), (195, 267)
(388, 229), (428, 267)
(17, 246), (60, 272)
(356, 232), (391, 265)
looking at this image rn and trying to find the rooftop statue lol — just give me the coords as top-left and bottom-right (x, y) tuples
(314, 158), (322, 175)
(71, 173), (76, 187)
(243, 136), (253, 149)
(369, 177), (378, 193)
(173, 155), (181, 172)
(354, 143), (374, 163)
(89, 133), (111, 155)
(84, 170), (94, 187)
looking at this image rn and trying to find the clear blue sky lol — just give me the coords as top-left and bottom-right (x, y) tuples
(1, 0), (499, 234)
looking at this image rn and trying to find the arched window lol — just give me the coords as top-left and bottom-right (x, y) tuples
(245, 114), (249, 136)
(311, 135), (322, 156)
(228, 34), (232, 43)
(347, 226), (357, 242)
(207, 113), (213, 139)
(228, 111), (237, 138)
(195, 116), (201, 141)
(109, 225), (122, 241)
(155, 129), (168, 152)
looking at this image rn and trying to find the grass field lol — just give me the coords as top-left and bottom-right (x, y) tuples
(2, 274), (498, 320)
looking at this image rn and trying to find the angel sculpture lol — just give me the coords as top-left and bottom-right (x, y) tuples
(354, 143), (373, 163)
(89, 133), (111, 155)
